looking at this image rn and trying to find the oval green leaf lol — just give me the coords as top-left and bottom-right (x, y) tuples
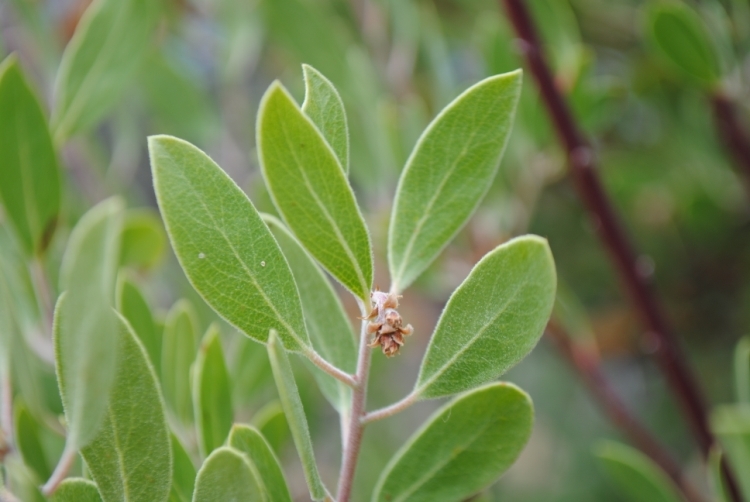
(169, 434), (196, 502)
(81, 313), (171, 502)
(193, 325), (233, 458)
(149, 135), (310, 352)
(14, 399), (50, 481)
(192, 447), (263, 502)
(594, 440), (684, 502)
(267, 331), (327, 501)
(117, 275), (161, 372)
(388, 70), (522, 292)
(301, 64), (349, 173)
(257, 82), (373, 301)
(264, 214), (356, 412)
(229, 424), (292, 502)
(0, 55), (61, 256)
(161, 300), (200, 424)
(373, 383), (533, 502)
(646, 3), (721, 86)
(51, 0), (162, 141)
(711, 405), (750, 500)
(415, 235), (556, 399)
(55, 197), (124, 450)
(51, 478), (103, 502)
(119, 208), (167, 271)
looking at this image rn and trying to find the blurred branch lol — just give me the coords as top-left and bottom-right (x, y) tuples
(546, 321), (706, 502)
(711, 92), (750, 197)
(498, 0), (742, 499)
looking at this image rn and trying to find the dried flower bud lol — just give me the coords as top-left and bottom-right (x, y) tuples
(366, 289), (413, 357)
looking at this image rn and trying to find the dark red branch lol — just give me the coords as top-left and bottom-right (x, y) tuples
(546, 322), (705, 502)
(499, 0), (742, 499)
(711, 93), (750, 197)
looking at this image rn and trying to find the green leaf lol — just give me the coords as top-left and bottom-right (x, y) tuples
(117, 275), (161, 372)
(55, 197), (124, 450)
(193, 325), (233, 458)
(51, 0), (162, 141)
(14, 400), (50, 481)
(711, 405), (750, 500)
(301, 64), (349, 173)
(646, 3), (721, 86)
(415, 236), (556, 399)
(230, 337), (273, 410)
(709, 447), (730, 502)
(119, 208), (167, 271)
(51, 478), (103, 502)
(267, 331), (327, 501)
(257, 82), (373, 301)
(0, 55), (61, 255)
(229, 424), (292, 502)
(735, 337), (750, 404)
(251, 401), (290, 456)
(263, 214), (356, 412)
(169, 434), (196, 502)
(149, 135), (310, 352)
(192, 447), (263, 502)
(373, 383), (533, 502)
(388, 70), (522, 291)
(81, 313), (171, 502)
(161, 300), (200, 424)
(594, 440), (684, 502)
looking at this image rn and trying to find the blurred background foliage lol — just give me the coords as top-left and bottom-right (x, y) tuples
(1, 0), (750, 500)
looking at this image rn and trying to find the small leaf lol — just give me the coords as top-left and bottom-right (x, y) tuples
(51, 0), (162, 141)
(257, 82), (373, 301)
(169, 434), (196, 502)
(161, 300), (200, 423)
(594, 440), (684, 502)
(149, 135), (310, 352)
(229, 424), (292, 502)
(388, 70), (522, 291)
(646, 3), (721, 86)
(193, 325), (233, 458)
(81, 313), (171, 502)
(51, 478), (103, 502)
(735, 337), (750, 404)
(267, 331), (327, 501)
(117, 275), (161, 372)
(264, 214), (356, 412)
(14, 399), (50, 481)
(373, 383), (533, 502)
(415, 236), (556, 399)
(711, 405), (750, 500)
(192, 447), (263, 502)
(251, 401), (290, 456)
(301, 64), (349, 173)
(0, 55), (61, 256)
(55, 197), (123, 450)
(119, 208), (167, 271)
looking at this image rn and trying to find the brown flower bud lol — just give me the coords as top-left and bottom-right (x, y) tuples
(366, 289), (413, 357)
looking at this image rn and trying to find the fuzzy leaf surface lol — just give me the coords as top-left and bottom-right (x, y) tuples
(264, 214), (355, 412)
(229, 424), (292, 502)
(149, 135), (310, 351)
(301, 64), (349, 173)
(81, 314), (171, 502)
(373, 383), (533, 502)
(161, 300), (199, 423)
(192, 447), (262, 502)
(267, 331), (327, 500)
(193, 325), (233, 457)
(257, 82), (372, 300)
(51, 479), (103, 502)
(52, 0), (161, 141)
(0, 56), (61, 255)
(388, 71), (522, 291)
(416, 235), (556, 399)
(55, 197), (123, 450)
(594, 441), (684, 502)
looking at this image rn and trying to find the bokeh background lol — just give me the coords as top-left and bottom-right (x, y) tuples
(2, 0), (750, 500)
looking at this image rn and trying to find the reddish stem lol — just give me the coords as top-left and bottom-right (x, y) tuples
(711, 93), (750, 198)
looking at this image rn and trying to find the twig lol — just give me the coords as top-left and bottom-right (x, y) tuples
(710, 92), (750, 198)
(306, 349), (358, 388)
(361, 392), (418, 425)
(498, 1), (742, 499)
(546, 322), (706, 502)
(41, 445), (77, 496)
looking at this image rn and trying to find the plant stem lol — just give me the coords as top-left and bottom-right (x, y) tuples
(546, 322), (706, 502)
(711, 92), (750, 198)
(361, 392), (418, 425)
(41, 445), (77, 496)
(336, 318), (372, 502)
(499, 1), (742, 499)
(306, 349), (357, 388)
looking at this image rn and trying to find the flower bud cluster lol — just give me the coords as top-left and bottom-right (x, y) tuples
(365, 290), (413, 357)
